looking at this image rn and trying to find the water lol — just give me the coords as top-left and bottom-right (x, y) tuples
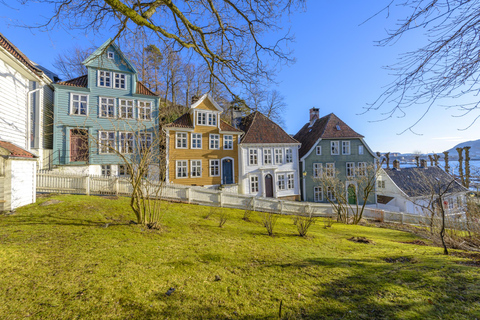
(398, 160), (480, 175)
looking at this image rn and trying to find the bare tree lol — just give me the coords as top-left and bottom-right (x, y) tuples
(365, 0), (480, 132)
(53, 45), (93, 80)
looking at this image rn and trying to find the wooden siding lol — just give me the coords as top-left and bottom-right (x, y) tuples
(195, 99), (218, 111)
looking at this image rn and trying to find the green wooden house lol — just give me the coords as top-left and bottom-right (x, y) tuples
(51, 39), (160, 176)
(293, 108), (377, 204)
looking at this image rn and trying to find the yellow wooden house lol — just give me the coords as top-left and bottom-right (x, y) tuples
(163, 94), (243, 186)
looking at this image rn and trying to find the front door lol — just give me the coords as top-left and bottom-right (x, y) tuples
(70, 129), (89, 162)
(222, 159), (233, 184)
(265, 174), (273, 197)
(348, 184), (357, 205)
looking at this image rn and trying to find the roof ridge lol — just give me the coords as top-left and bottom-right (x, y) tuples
(0, 32), (43, 76)
(62, 74), (88, 83)
(240, 111), (258, 142)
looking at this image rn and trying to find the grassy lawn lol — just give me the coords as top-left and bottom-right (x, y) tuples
(1, 195), (479, 319)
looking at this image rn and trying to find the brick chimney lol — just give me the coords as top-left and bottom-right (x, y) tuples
(191, 95), (199, 104)
(309, 107), (319, 126)
(393, 160), (400, 170)
(420, 159), (428, 168)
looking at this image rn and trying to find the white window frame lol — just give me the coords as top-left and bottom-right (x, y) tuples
(138, 101), (152, 120)
(118, 164), (129, 177)
(98, 70), (112, 88)
(358, 145), (364, 155)
(176, 132), (188, 149)
(101, 165), (112, 176)
(249, 149), (258, 166)
(139, 132), (153, 152)
(314, 186), (323, 202)
(250, 175), (259, 193)
(277, 174), (286, 191)
(176, 160), (188, 179)
(99, 97), (116, 118)
(331, 141), (339, 155)
(287, 173), (295, 190)
(209, 159), (220, 177)
(119, 99), (134, 119)
(274, 148), (283, 165)
(209, 134), (220, 150)
(346, 162), (355, 178)
(191, 160), (202, 178)
(263, 148), (272, 165)
(98, 131), (116, 154)
(326, 163), (335, 177)
(342, 141), (351, 155)
(316, 146), (322, 155)
(119, 132), (134, 154)
(208, 113), (217, 126)
(107, 51), (114, 59)
(70, 93), (89, 116)
(114, 73), (126, 90)
(327, 186), (335, 201)
(313, 163), (322, 178)
(286, 148), (293, 163)
(191, 133), (202, 149)
(223, 135), (233, 150)
(196, 111), (206, 125)
(358, 162), (367, 176)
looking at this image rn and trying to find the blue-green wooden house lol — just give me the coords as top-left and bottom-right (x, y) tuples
(293, 108), (377, 204)
(52, 39), (160, 176)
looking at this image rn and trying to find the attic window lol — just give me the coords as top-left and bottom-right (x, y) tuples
(107, 52), (114, 59)
(336, 124), (341, 131)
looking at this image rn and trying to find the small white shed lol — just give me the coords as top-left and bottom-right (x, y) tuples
(0, 141), (37, 212)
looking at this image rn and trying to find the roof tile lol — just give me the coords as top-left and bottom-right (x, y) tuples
(0, 32), (43, 76)
(239, 111), (299, 144)
(0, 141), (37, 158)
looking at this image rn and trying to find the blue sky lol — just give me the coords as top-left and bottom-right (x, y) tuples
(1, 1), (478, 153)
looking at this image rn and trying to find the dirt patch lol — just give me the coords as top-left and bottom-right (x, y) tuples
(384, 257), (416, 263)
(102, 195), (119, 200)
(39, 199), (63, 206)
(452, 251), (480, 267)
(400, 240), (429, 246)
(348, 236), (375, 244)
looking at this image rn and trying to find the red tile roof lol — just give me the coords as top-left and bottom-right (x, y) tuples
(57, 74), (158, 96)
(294, 113), (364, 158)
(239, 111), (299, 144)
(164, 113), (193, 129)
(220, 120), (243, 133)
(0, 32), (43, 76)
(0, 141), (37, 158)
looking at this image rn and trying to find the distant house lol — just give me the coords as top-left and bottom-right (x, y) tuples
(237, 111), (301, 200)
(293, 108), (377, 203)
(163, 94), (243, 187)
(0, 32), (56, 169)
(51, 39), (160, 176)
(376, 160), (468, 214)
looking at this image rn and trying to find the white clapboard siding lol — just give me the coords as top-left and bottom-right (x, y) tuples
(11, 160), (36, 209)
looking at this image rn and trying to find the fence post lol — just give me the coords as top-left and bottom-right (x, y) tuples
(186, 188), (191, 204)
(219, 191), (223, 207)
(85, 175), (90, 196)
(400, 212), (404, 224)
(252, 197), (256, 212)
(114, 177), (119, 196)
(278, 200), (283, 214)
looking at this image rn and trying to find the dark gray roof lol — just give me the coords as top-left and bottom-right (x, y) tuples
(383, 166), (467, 197)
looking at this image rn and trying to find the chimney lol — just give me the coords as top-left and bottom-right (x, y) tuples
(309, 107), (319, 126)
(393, 160), (400, 170)
(230, 106), (242, 129)
(420, 159), (427, 168)
(191, 95), (199, 104)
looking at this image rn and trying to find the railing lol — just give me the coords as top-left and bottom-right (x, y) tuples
(36, 171), (467, 229)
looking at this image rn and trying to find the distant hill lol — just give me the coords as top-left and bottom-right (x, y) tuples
(445, 139), (480, 159)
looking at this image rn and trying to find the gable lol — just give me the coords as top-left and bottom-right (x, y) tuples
(83, 39), (136, 74)
(239, 111), (299, 144)
(190, 94), (223, 112)
(195, 99), (219, 111)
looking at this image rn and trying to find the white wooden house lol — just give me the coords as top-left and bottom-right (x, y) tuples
(238, 111), (301, 200)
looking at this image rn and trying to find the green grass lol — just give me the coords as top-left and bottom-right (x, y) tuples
(1, 195), (479, 319)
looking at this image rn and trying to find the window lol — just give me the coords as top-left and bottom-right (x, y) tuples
(118, 165), (129, 177)
(326, 163), (335, 177)
(358, 145), (364, 155)
(107, 51), (114, 59)
(278, 174), (286, 190)
(223, 135), (233, 150)
(327, 186), (335, 200)
(191, 133), (202, 149)
(70, 94), (88, 115)
(358, 162), (367, 176)
(197, 111), (206, 125)
(209, 134), (220, 149)
(346, 162), (355, 178)
(249, 149), (258, 166)
(138, 101), (152, 120)
(377, 180), (385, 188)
(176, 133), (187, 149)
(101, 165), (111, 176)
(286, 149), (293, 163)
(263, 149), (272, 165)
(208, 113), (217, 126)
(99, 131), (115, 154)
(99, 97), (115, 118)
(191, 160), (202, 177)
(119, 132), (134, 154)
(98, 71), (112, 87)
(287, 173), (295, 189)
(209, 159), (220, 176)
(139, 132), (152, 152)
(274, 149), (283, 164)
(119, 99), (134, 119)
(114, 73), (126, 89)
(176, 160), (188, 178)
(331, 141), (339, 155)
(250, 176), (259, 193)
(342, 141), (351, 155)
(314, 186), (323, 202)
(316, 146), (322, 155)
(313, 163), (322, 178)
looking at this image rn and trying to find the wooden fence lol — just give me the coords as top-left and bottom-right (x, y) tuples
(36, 171), (466, 228)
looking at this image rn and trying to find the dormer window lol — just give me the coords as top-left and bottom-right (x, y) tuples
(197, 111), (206, 125)
(98, 71), (112, 87)
(107, 51), (114, 59)
(208, 113), (217, 126)
(196, 111), (217, 126)
(97, 70), (127, 90)
(114, 73), (126, 89)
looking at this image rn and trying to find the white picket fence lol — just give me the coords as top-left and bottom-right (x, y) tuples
(35, 171), (467, 228)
